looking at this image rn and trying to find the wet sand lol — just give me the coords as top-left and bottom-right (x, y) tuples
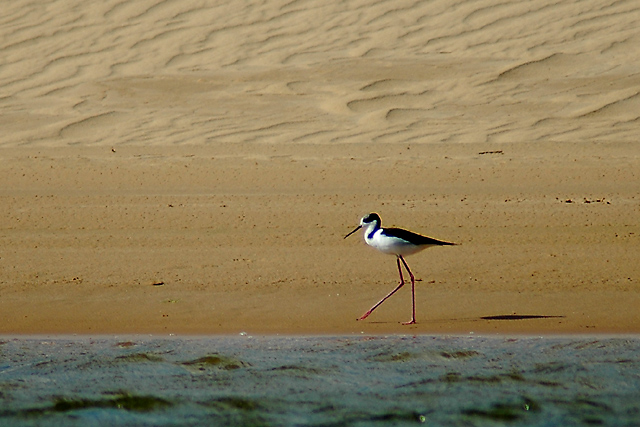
(1, 143), (638, 335)
(1, 0), (639, 335)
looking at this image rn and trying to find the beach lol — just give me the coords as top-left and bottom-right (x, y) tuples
(1, 0), (639, 335)
(2, 1), (640, 425)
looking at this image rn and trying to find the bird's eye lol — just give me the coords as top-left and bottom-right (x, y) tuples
(363, 213), (378, 223)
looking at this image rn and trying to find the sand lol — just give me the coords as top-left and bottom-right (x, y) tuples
(1, 0), (639, 335)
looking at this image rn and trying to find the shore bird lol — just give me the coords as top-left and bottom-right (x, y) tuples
(344, 213), (455, 324)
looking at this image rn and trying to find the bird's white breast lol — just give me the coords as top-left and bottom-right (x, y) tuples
(365, 229), (428, 256)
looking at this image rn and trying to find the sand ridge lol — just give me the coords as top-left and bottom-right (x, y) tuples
(2, 0), (640, 147)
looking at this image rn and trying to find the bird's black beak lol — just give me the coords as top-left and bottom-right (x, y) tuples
(344, 225), (362, 239)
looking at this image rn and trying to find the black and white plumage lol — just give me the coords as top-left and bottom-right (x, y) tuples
(344, 212), (455, 324)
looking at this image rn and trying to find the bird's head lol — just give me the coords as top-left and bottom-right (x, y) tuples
(344, 212), (381, 239)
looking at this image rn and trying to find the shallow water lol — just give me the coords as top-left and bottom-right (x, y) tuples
(1, 335), (639, 426)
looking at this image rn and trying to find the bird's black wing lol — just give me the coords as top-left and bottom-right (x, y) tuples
(381, 227), (455, 246)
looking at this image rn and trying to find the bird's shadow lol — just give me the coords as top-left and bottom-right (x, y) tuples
(437, 314), (566, 324)
(363, 314), (565, 325)
(479, 314), (565, 321)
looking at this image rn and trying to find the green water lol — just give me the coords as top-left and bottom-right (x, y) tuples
(1, 335), (638, 426)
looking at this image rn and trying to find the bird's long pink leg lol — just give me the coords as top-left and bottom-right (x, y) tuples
(358, 257), (405, 321)
(398, 255), (416, 325)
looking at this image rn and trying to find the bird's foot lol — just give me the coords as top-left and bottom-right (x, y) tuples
(357, 311), (372, 321)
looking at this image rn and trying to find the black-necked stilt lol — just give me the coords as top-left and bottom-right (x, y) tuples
(344, 212), (455, 325)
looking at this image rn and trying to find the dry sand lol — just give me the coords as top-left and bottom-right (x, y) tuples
(1, 0), (638, 335)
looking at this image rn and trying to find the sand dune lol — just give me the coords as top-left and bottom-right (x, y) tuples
(3, 0), (640, 147)
(0, 0), (638, 334)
